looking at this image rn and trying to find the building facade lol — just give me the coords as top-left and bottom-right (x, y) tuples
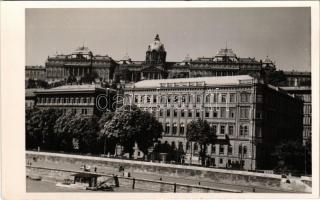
(124, 75), (303, 170)
(281, 71), (311, 145)
(114, 34), (276, 84)
(25, 66), (46, 80)
(34, 84), (116, 116)
(45, 46), (117, 83)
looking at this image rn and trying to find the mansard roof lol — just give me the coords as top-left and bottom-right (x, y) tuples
(132, 75), (254, 88)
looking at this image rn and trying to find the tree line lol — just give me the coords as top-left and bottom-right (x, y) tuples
(25, 107), (311, 174)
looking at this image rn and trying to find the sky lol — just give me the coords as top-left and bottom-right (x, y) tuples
(26, 8), (311, 71)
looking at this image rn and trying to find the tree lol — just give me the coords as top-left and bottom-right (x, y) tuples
(103, 106), (163, 157)
(271, 140), (306, 174)
(54, 113), (100, 154)
(186, 119), (217, 166)
(25, 108), (63, 150)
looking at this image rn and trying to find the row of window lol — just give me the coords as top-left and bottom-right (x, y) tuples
(186, 142), (248, 156)
(149, 107), (251, 119)
(163, 123), (249, 136)
(133, 92), (251, 104)
(37, 97), (93, 104)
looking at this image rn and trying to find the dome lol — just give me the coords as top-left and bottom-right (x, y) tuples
(73, 46), (91, 55)
(147, 34), (165, 52)
(264, 56), (273, 64)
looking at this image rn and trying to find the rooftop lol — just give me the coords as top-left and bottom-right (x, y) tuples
(35, 84), (115, 93)
(132, 75), (254, 88)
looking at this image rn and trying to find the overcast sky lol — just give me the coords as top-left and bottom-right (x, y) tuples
(26, 8), (311, 71)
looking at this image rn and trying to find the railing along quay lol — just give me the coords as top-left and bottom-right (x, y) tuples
(26, 166), (242, 193)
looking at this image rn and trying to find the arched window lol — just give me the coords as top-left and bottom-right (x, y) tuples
(172, 123), (177, 135)
(180, 123), (185, 135)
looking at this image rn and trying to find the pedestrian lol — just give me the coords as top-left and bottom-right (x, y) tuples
(113, 175), (119, 187)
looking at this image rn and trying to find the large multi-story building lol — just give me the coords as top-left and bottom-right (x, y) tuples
(124, 75), (303, 170)
(281, 71), (311, 145)
(34, 84), (116, 116)
(114, 34), (276, 84)
(25, 65), (46, 80)
(45, 46), (117, 83)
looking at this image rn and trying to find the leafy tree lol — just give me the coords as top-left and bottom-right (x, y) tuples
(103, 106), (163, 157)
(186, 119), (218, 166)
(271, 140), (306, 174)
(25, 108), (63, 150)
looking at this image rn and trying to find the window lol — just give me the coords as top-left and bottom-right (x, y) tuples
(167, 109), (171, 117)
(240, 107), (250, 119)
(239, 146), (242, 155)
(211, 145), (216, 154)
(220, 125), (225, 134)
(230, 93), (236, 103)
(213, 109), (218, 118)
(188, 110), (193, 118)
(205, 109), (210, 118)
(221, 94), (227, 103)
(228, 146), (233, 155)
(240, 125), (249, 136)
(213, 94), (218, 102)
(229, 108), (236, 118)
(167, 95), (171, 103)
(174, 95), (178, 103)
(193, 143), (198, 151)
(241, 93), (250, 102)
(188, 95), (193, 103)
(196, 95), (201, 103)
(186, 142), (190, 151)
(181, 110), (185, 117)
(256, 112), (262, 119)
(181, 95), (186, 103)
(159, 109), (163, 117)
(161, 96), (166, 104)
(146, 96), (151, 103)
(196, 110), (200, 118)
(220, 107), (226, 118)
(219, 145), (224, 155)
(153, 95), (157, 103)
(211, 124), (217, 134)
(219, 158), (223, 164)
(165, 123), (170, 134)
(205, 95), (210, 103)
(256, 127), (262, 137)
(134, 95), (139, 103)
(174, 110), (177, 117)
(140, 95), (144, 103)
(243, 146), (247, 155)
(180, 123), (185, 135)
(228, 126), (234, 136)
(172, 123), (177, 135)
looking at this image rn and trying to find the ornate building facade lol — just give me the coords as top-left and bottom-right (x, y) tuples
(114, 34), (276, 84)
(45, 46), (117, 83)
(124, 75), (303, 170)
